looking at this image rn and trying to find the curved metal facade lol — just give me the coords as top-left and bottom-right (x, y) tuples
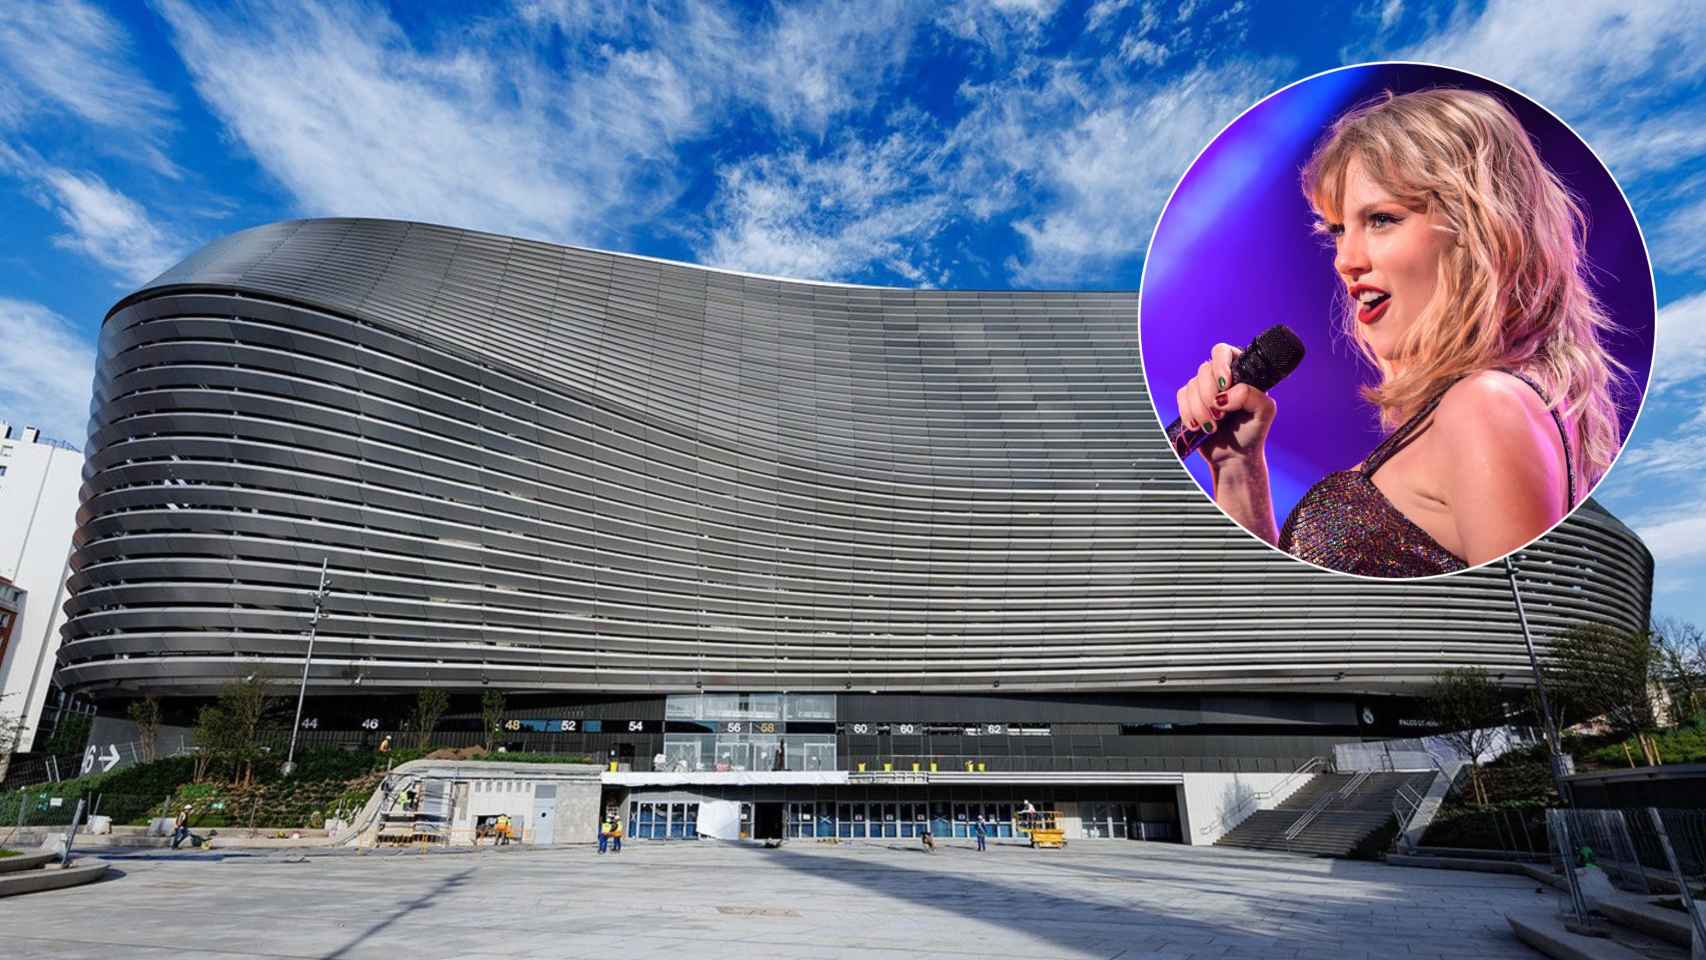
(60, 218), (1652, 698)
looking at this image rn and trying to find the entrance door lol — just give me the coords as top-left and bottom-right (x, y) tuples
(531, 785), (557, 845)
(754, 802), (785, 840)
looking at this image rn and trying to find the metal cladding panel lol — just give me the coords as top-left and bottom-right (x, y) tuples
(64, 217), (1654, 697)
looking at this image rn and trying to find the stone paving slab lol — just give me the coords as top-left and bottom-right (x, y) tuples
(0, 840), (1564, 959)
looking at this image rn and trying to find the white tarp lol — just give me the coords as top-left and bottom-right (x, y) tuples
(695, 800), (742, 840)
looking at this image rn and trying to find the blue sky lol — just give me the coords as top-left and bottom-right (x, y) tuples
(2, 0), (1704, 620)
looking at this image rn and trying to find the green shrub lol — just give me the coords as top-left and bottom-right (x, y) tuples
(1586, 718), (1706, 767)
(1420, 804), (1549, 852)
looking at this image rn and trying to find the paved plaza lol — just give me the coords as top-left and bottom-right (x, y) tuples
(3, 840), (1553, 959)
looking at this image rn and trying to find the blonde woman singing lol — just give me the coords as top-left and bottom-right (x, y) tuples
(1173, 88), (1626, 577)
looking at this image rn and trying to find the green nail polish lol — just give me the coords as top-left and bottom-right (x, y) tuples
(1202, 417), (1216, 432)
(1217, 376), (1226, 390)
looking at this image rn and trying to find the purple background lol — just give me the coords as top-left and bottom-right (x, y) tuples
(1140, 63), (1656, 521)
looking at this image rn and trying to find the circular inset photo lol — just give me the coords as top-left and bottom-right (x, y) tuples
(1139, 62), (1655, 579)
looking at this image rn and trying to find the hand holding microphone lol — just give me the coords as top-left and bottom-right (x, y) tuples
(1167, 324), (1305, 461)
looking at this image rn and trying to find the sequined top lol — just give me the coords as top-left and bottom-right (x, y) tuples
(1277, 371), (1575, 578)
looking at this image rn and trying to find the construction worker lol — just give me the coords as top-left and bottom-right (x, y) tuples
(496, 813), (513, 845)
(171, 805), (193, 849)
(598, 814), (612, 854)
(608, 815), (623, 853)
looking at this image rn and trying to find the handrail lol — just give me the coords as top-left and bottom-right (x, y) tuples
(1391, 783), (1424, 828)
(1194, 756), (1325, 837)
(1390, 784), (1426, 854)
(1285, 770), (1370, 843)
(332, 772), (420, 846)
(1284, 791), (1336, 841)
(1340, 770), (1372, 797)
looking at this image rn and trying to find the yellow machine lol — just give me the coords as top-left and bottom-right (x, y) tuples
(1019, 811), (1067, 849)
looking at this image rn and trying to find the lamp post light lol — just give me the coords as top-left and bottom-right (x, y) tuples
(1503, 555), (1572, 802)
(282, 558), (331, 778)
(1505, 554), (1593, 929)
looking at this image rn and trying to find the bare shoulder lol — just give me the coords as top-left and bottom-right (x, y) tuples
(1430, 370), (1555, 454)
(1426, 371), (1568, 553)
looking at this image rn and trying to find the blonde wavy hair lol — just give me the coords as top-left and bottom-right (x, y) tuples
(1301, 87), (1627, 488)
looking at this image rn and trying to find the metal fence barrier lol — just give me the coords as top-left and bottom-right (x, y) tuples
(1547, 807), (1706, 896)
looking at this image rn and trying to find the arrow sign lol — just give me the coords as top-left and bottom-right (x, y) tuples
(99, 744), (120, 772)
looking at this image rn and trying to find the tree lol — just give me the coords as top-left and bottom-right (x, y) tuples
(190, 703), (228, 783)
(1652, 618), (1706, 726)
(412, 688), (450, 750)
(480, 689), (507, 752)
(37, 712), (92, 756)
(0, 692), (26, 756)
(128, 697), (163, 763)
(1547, 623), (1662, 764)
(192, 677), (281, 786)
(1423, 667), (1508, 806)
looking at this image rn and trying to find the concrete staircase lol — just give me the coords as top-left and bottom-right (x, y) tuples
(1215, 771), (1437, 857)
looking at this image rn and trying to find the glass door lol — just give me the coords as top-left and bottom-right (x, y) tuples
(879, 803), (898, 838)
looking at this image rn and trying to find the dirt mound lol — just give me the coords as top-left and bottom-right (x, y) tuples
(422, 746), (489, 761)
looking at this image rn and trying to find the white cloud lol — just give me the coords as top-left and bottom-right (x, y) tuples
(0, 0), (178, 176)
(1398, 1), (1706, 116)
(1085, 0), (1134, 31)
(1584, 293), (1706, 503)
(0, 143), (185, 285)
(1652, 192), (1706, 279)
(936, 0), (1064, 53)
(952, 60), (1274, 284)
(524, 0), (925, 136)
(157, 1), (621, 244)
(1632, 515), (1706, 567)
(1119, 37), (1169, 66)
(39, 169), (184, 285)
(1584, 111), (1706, 182)
(704, 133), (950, 282)
(746, 2), (924, 134)
(0, 299), (96, 449)
(157, 0), (923, 247)
(1647, 290), (1706, 393)
(1379, 0), (1404, 30)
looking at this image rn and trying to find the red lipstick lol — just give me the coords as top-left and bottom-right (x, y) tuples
(1350, 284), (1390, 325)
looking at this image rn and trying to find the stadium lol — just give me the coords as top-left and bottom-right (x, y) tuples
(61, 218), (1651, 844)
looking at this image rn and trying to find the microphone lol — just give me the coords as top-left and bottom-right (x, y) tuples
(1165, 324), (1306, 459)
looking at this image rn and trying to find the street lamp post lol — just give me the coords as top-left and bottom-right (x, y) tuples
(1503, 555), (1572, 802)
(1505, 554), (1593, 928)
(282, 558), (331, 778)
